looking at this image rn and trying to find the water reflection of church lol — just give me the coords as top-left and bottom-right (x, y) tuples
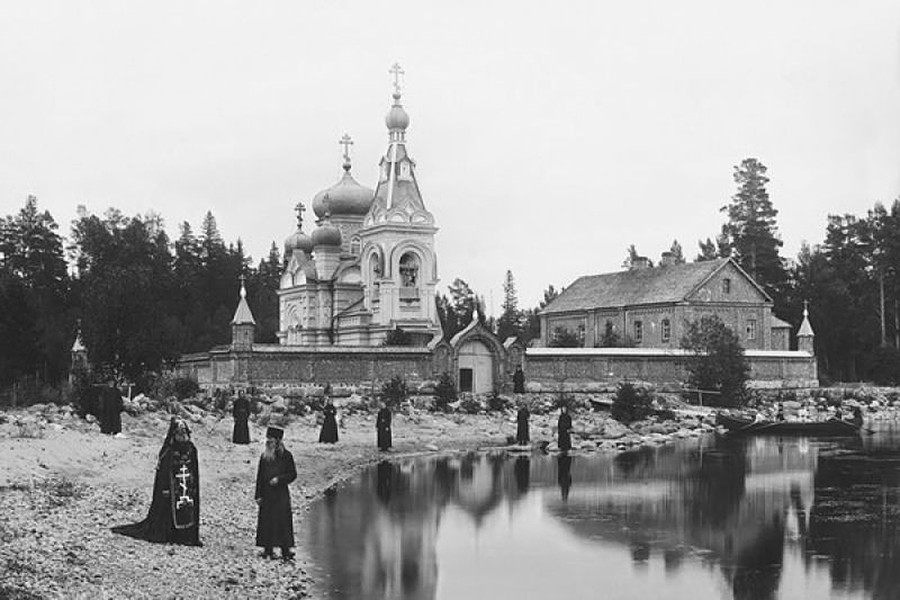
(303, 437), (900, 600)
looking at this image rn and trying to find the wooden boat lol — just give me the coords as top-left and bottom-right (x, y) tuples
(716, 413), (862, 436)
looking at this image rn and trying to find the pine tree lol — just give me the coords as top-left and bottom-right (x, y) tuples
(497, 270), (522, 341)
(720, 158), (789, 301)
(0, 196), (73, 383)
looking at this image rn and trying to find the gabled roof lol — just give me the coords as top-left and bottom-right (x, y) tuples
(541, 258), (770, 315)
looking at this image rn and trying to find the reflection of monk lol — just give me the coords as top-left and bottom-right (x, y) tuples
(730, 514), (784, 600)
(514, 456), (530, 493)
(376, 460), (393, 505)
(557, 454), (572, 502)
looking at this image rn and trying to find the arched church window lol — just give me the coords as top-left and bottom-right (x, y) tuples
(399, 252), (419, 287)
(369, 253), (382, 278)
(350, 236), (361, 255)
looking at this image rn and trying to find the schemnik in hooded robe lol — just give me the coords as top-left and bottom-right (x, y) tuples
(112, 419), (201, 546)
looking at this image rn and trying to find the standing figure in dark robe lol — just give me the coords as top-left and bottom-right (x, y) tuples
(318, 397), (339, 443)
(516, 403), (530, 445)
(112, 418), (201, 546)
(232, 390), (251, 444)
(557, 405), (573, 453)
(849, 405), (864, 428)
(98, 378), (123, 435)
(512, 365), (526, 394)
(255, 426), (297, 560)
(376, 402), (392, 451)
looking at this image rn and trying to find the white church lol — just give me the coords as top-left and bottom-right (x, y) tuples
(277, 65), (441, 347)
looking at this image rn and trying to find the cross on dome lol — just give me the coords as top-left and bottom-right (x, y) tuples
(339, 134), (354, 170)
(389, 62), (405, 96)
(239, 273), (247, 299)
(294, 202), (306, 229)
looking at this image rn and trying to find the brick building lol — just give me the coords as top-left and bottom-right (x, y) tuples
(539, 255), (797, 351)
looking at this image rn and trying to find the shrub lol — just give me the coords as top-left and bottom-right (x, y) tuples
(173, 376), (201, 400)
(459, 393), (482, 414)
(552, 392), (575, 411)
(487, 390), (511, 412)
(680, 315), (750, 407)
(433, 372), (457, 412)
(380, 376), (408, 409)
(383, 328), (413, 347)
(611, 382), (655, 424)
(549, 327), (581, 348)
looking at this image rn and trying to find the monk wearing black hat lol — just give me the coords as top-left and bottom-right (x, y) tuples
(254, 426), (297, 560)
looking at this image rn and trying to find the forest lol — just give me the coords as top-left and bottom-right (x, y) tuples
(1, 158), (898, 394)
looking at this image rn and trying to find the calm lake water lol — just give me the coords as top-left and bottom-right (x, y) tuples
(298, 424), (900, 600)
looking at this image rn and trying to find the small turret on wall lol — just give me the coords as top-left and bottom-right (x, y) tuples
(231, 276), (256, 351)
(797, 301), (815, 355)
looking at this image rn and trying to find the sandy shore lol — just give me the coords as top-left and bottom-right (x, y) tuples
(0, 408), (524, 599)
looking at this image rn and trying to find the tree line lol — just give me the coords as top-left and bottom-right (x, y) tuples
(1, 157), (898, 389)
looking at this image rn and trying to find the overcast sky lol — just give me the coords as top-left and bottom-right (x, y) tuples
(2, 1), (899, 313)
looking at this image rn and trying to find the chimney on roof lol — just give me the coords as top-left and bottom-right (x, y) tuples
(630, 256), (651, 270)
(660, 251), (676, 267)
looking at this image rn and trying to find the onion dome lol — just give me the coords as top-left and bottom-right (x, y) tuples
(284, 229), (313, 256)
(311, 209), (342, 247)
(284, 202), (314, 256)
(311, 168), (374, 219)
(311, 133), (374, 219)
(385, 92), (410, 131)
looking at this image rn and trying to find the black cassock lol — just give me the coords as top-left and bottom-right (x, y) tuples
(98, 386), (123, 435)
(232, 396), (250, 444)
(557, 412), (573, 452)
(516, 408), (530, 445)
(376, 407), (392, 451)
(112, 440), (201, 546)
(513, 369), (525, 394)
(255, 450), (297, 550)
(318, 404), (338, 443)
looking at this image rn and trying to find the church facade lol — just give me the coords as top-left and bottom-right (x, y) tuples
(176, 71), (818, 394)
(277, 82), (440, 347)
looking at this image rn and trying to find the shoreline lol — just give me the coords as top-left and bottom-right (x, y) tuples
(2, 394), (896, 599)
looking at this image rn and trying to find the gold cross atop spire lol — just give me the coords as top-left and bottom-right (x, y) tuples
(389, 62), (405, 96)
(339, 134), (353, 164)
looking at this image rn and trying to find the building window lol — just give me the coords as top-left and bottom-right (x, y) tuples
(369, 253), (382, 278)
(747, 319), (757, 340)
(661, 318), (671, 343)
(399, 252), (419, 287)
(634, 320), (643, 344)
(350, 237), (361, 255)
(723, 278), (731, 294)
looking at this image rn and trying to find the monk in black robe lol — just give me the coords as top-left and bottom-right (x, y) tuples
(376, 402), (392, 451)
(255, 426), (297, 560)
(112, 418), (201, 546)
(512, 365), (525, 394)
(557, 406), (573, 452)
(318, 397), (338, 443)
(98, 379), (123, 435)
(232, 390), (251, 444)
(516, 404), (530, 445)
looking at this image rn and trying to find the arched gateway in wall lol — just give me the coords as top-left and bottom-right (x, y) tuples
(448, 318), (508, 394)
